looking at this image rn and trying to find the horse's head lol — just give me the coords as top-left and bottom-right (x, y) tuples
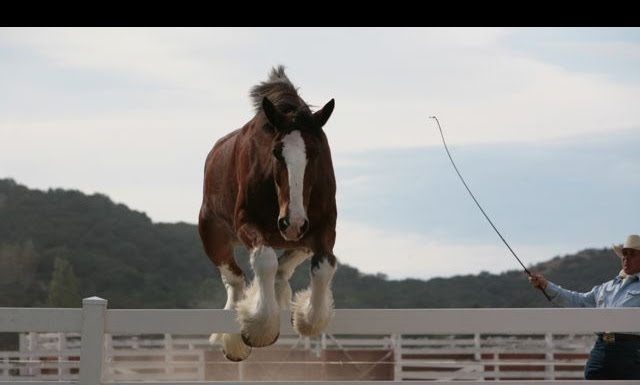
(262, 97), (335, 242)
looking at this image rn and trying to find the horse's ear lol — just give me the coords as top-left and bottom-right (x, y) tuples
(313, 99), (335, 128)
(262, 97), (286, 131)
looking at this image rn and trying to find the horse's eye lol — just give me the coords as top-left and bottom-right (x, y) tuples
(273, 147), (284, 162)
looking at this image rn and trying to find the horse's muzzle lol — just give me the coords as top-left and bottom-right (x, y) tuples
(278, 216), (309, 241)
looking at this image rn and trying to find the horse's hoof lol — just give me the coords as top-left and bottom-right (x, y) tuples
(222, 346), (252, 362)
(241, 333), (251, 346)
(236, 301), (281, 348)
(241, 331), (280, 347)
(269, 332), (280, 346)
(213, 333), (251, 361)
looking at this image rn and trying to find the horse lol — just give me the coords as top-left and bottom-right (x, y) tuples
(198, 66), (338, 361)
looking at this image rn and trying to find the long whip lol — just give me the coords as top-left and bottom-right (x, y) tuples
(430, 116), (551, 302)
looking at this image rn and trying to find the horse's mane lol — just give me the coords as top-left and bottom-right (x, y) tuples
(250, 65), (310, 114)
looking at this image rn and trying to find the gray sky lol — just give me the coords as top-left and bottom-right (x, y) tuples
(1, 27), (639, 279)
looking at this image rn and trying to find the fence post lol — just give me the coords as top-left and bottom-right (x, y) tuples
(545, 332), (554, 380)
(392, 333), (402, 381)
(473, 333), (482, 381)
(58, 332), (66, 380)
(164, 333), (174, 377)
(197, 350), (206, 381)
(79, 297), (107, 385)
(27, 331), (36, 377)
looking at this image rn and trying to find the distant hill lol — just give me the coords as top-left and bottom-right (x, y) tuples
(0, 178), (621, 309)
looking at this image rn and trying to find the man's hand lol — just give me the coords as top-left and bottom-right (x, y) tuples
(528, 273), (548, 290)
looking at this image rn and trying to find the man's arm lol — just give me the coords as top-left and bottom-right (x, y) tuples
(529, 273), (598, 307)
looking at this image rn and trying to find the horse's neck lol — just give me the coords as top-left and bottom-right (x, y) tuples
(237, 120), (277, 194)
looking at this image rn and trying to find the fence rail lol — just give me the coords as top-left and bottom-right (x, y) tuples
(1, 297), (639, 384)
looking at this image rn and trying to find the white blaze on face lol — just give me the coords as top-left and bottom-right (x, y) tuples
(282, 130), (308, 227)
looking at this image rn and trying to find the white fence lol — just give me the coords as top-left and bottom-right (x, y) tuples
(111, 333), (595, 381)
(0, 331), (598, 382)
(1, 296), (640, 385)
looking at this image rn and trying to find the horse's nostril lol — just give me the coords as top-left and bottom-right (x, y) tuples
(300, 220), (309, 234)
(278, 217), (290, 232)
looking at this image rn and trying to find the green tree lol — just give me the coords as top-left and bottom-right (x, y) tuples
(0, 240), (39, 306)
(0, 240), (37, 286)
(48, 257), (81, 307)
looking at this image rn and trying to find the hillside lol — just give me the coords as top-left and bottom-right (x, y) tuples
(0, 178), (621, 309)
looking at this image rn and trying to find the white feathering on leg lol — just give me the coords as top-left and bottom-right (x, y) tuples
(210, 265), (251, 361)
(235, 246), (281, 347)
(291, 258), (336, 336)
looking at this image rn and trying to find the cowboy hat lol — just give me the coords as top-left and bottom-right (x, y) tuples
(613, 234), (640, 258)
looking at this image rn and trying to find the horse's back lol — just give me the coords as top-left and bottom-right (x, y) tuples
(201, 127), (244, 222)
(209, 126), (242, 159)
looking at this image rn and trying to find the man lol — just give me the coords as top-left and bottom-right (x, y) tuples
(529, 234), (640, 380)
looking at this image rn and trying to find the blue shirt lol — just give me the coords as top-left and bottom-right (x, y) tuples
(546, 272), (640, 308)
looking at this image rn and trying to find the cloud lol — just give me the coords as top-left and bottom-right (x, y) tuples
(4, 28), (640, 152)
(327, 53), (640, 152)
(334, 220), (566, 280)
(0, 112), (217, 223)
(0, 28), (246, 93)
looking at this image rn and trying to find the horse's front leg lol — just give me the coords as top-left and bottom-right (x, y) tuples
(275, 248), (313, 309)
(291, 252), (337, 337)
(236, 245), (280, 347)
(235, 223), (280, 347)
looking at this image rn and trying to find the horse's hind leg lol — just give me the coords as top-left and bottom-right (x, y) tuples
(275, 248), (313, 309)
(291, 253), (337, 337)
(198, 215), (251, 361)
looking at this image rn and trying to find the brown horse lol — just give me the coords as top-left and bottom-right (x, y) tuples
(198, 66), (338, 361)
